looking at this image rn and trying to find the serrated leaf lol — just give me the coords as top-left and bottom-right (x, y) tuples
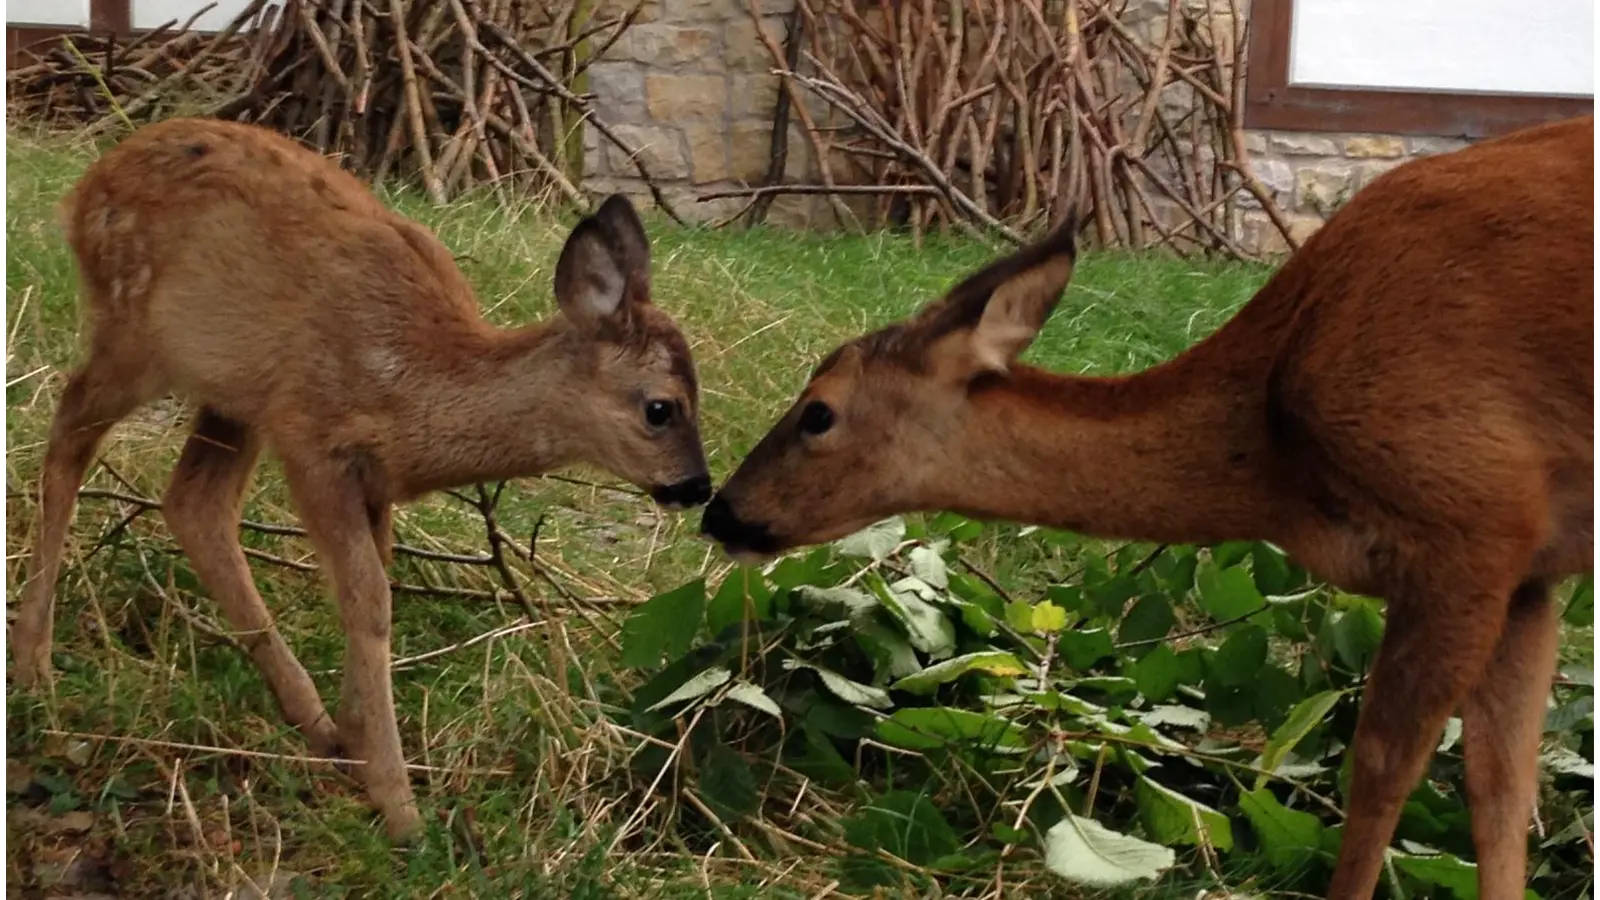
(1331, 601), (1385, 672)
(1131, 643), (1183, 702)
(698, 742), (759, 822)
(1135, 776), (1234, 851)
(646, 666), (732, 712)
(876, 707), (1029, 752)
(1005, 600), (1037, 633)
(706, 567), (773, 634)
(1118, 595), (1174, 650)
(855, 621), (924, 679)
(1060, 628), (1115, 670)
(1564, 577), (1593, 626)
(1042, 814), (1175, 886)
(843, 791), (959, 865)
(1032, 601), (1069, 634)
(1390, 848), (1481, 899)
(1211, 624), (1268, 687)
(793, 584), (878, 617)
(620, 579), (707, 668)
(891, 651), (1029, 695)
(1542, 745), (1595, 779)
(721, 681), (783, 718)
(836, 517), (905, 561)
(1254, 689), (1343, 789)
(788, 662), (893, 709)
(1136, 705), (1211, 732)
(1238, 788), (1324, 873)
(1195, 562), (1265, 621)
(872, 576), (957, 658)
(909, 544), (949, 589)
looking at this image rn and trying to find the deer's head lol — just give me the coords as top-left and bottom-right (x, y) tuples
(701, 213), (1079, 557)
(554, 195), (710, 509)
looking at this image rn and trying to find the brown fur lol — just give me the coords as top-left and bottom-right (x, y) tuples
(704, 115), (1594, 898)
(12, 117), (710, 839)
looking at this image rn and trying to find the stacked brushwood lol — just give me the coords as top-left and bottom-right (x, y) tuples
(6, 0), (683, 217)
(742, 0), (1296, 258)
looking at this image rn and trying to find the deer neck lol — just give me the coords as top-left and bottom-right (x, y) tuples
(389, 319), (591, 499)
(933, 356), (1285, 546)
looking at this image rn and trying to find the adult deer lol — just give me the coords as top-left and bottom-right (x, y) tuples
(12, 118), (711, 839)
(702, 115), (1593, 897)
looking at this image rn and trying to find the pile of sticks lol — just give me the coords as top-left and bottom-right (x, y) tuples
(755, 0), (1295, 258)
(6, 0), (682, 217)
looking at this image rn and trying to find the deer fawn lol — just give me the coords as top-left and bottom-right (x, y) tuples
(12, 117), (711, 839)
(702, 115), (1594, 897)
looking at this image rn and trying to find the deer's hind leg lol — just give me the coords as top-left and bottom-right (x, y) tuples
(1460, 578), (1560, 900)
(162, 408), (338, 755)
(1327, 536), (1539, 899)
(13, 339), (163, 687)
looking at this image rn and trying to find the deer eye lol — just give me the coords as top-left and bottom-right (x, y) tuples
(798, 400), (835, 436)
(644, 400), (674, 428)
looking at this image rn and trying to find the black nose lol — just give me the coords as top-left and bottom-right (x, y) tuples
(652, 474), (712, 508)
(700, 494), (777, 551)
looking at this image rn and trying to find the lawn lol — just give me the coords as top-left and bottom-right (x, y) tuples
(5, 128), (1591, 899)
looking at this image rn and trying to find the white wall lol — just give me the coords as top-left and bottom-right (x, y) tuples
(11, 0), (91, 27)
(131, 0), (278, 31)
(1290, 0), (1593, 97)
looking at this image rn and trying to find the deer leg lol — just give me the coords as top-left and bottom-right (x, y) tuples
(13, 354), (158, 687)
(337, 498), (394, 756)
(282, 455), (419, 840)
(1459, 579), (1560, 900)
(163, 409), (339, 756)
(1327, 561), (1526, 900)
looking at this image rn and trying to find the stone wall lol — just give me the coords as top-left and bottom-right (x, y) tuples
(582, 0), (1483, 255)
(584, 0), (813, 226)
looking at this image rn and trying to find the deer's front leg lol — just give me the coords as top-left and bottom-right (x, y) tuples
(283, 455), (419, 841)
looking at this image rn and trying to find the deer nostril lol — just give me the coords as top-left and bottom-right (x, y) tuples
(700, 494), (776, 551)
(652, 475), (712, 509)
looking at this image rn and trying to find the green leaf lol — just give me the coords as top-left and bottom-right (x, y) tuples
(876, 707), (1029, 753)
(931, 512), (984, 542)
(1391, 848), (1481, 899)
(1117, 595), (1174, 653)
(854, 621), (924, 679)
(697, 742), (759, 822)
(836, 517), (905, 561)
(1134, 776), (1234, 851)
(620, 579), (707, 668)
(789, 662), (893, 709)
(1042, 814), (1175, 886)
(793, 584), (877, 618)
(1238, 788), (1325, 873)
(1005, 600), (1037, 633)
(1130, 643), (1183, 703)
(872, 576), (957, 658)
(1251, 664), (1305, 731)
(1032, 601), (1069, 634)
(1211, 624), (1268, 687)
(1195, 561), (1265, 621)
(722, 681), (783, 719)
(1088, 574), (1139, 618)
(1564, 577), (1593, 626)
(645, 666), (731, 712)
(1251, 542), (1300, 596)
(1255, 689), (1344, 789)
(842, 791), (959, 865)
(1331, 601), (1385, 672)
(706, 567), (773, 634)
(1136, 705), (1211, 732)
(891, 651), (1029, 695)
(909, 544), (949, 589)
(1060, 628), (1115, 670)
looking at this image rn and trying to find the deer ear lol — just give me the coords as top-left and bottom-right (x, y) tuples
(554, 194), (651, 330)
(918, 211), (1080, 378)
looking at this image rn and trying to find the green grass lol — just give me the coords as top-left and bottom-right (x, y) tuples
(4, 128), (1288, 897)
